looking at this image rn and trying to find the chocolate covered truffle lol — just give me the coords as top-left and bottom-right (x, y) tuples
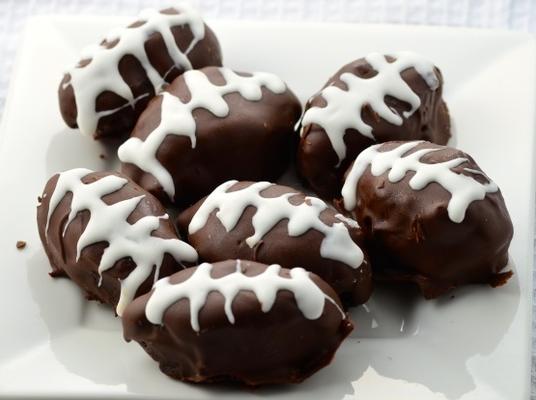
(37, 168), (198, 315)
(59, 4), (222, 140)
(122, 259), (353, 385)
(340, 140), (513, 298)
(177, 180), (373, 306)
(119, 66), (301, 205)
(298, 51), (451, 199)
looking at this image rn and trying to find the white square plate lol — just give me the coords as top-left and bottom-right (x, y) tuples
(0, 16), (534, 400)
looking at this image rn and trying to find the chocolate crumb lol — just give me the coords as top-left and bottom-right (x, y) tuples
(16, 240), (26, 249)
(37, 196), (42, 203)
(99, 154), (106, 159)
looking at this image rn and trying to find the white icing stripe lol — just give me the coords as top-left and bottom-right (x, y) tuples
(66, 4), (205, 136)
(44, 168), (198, 316)
(341, 141), (499, 223)
(118, 68), (286, 200)
(335, 213), (359, 228)
(145, 261), (344, 331)
(301, 51), (439, 165)
(188, 180), (364, 269)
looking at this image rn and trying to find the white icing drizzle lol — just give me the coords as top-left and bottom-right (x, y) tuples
(301, 51), (440, 165)
(65, 3), (206, 136)
(188, 180), (364, 268)
(145, 261), (344, 332)
(335, 213), (359, 228)
(341, 141), (499, 223)
(118, 68), (287, 200)
(44, 168), (198, 316)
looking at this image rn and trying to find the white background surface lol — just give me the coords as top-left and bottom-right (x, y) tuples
(0, 17), (534, 399)
(1, 0), (536, 398)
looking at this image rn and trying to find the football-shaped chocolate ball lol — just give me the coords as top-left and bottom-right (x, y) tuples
(119, 67), (301, 205)
(122, 259), (353, 385)
(298, 52), (450, 199)
(37, 168), (197, 315)
(177, 180), (373, 306)
(339, 140), (513, 298)
(59, 5), (222, 140)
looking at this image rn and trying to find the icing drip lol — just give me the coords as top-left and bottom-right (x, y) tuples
(341, 141), (499, 223)
(118, 68), (287, 199)
(188, 180), (364, 268)
(145, 261), (343, 331)
(66, 3), (206, 136)
(335, 213), (359, 228)
(301, 51), (440, 164)
(44, 168), (198, 315)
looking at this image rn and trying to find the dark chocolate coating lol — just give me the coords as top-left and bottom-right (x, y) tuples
(339, 141), (513, 298)
(177, 181), (373, 306)
(36, 170), (190, 311)
(298, 55), (451, 199)
(122, 259), (353, 385)
(58, 8), (223, 141)
(121, 67), (302, 206)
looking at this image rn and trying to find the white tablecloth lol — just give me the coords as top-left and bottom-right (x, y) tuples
(1, 0), (535, 398)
